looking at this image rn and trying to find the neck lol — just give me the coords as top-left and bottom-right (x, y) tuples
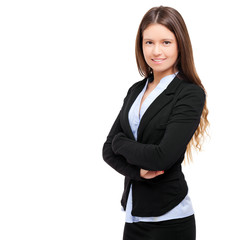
(152, 68), (178, 85)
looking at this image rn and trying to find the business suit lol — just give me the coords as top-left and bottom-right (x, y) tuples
(102, 74), (205, 217)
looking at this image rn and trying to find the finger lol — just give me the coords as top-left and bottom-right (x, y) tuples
(140, 169), (149, 177)
(156, 171), (164, 175)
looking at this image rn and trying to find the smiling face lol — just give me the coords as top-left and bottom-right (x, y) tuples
(142, 24), (178, 80)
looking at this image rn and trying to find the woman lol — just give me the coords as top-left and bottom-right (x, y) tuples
(102, 6), (209, 240)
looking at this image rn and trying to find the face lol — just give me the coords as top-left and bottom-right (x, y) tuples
(142, 24), (178, 79)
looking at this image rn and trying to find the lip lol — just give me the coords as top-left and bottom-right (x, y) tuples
(151, 58), (166, 64)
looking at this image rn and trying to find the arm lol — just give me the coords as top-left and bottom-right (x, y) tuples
(112, 85), (206, 171)
(102, 111), (143, 181)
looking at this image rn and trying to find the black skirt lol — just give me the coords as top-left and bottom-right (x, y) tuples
(123, 214), (196, 240)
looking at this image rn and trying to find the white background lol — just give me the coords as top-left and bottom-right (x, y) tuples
(0, 0), (239, 239)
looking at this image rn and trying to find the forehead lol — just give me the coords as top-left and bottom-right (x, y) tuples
(142, 24), (176, 40)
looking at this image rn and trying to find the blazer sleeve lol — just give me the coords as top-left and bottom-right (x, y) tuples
(111, 84), (206, 171)
(102, 86), (143, 181)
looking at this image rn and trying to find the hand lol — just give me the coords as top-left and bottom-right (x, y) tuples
(140, 169), (164, 179)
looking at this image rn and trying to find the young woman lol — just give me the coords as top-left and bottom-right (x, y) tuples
(102, 6), (209, 240)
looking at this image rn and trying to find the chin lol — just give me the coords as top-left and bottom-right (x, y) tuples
(152, 66), (168, 72)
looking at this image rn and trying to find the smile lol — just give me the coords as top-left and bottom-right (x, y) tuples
(151, 58), (166, 63)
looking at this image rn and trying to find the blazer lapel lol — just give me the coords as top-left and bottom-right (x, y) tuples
(120, 75), (183, 141)
(120, 80), (146, 140)
(137, 76), (183, 141)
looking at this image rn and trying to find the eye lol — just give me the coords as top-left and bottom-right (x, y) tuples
(145, 41), (153, 45)
(163, 41), (171, 45)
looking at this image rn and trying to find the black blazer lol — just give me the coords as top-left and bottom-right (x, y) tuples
(102, 74), (205, 217)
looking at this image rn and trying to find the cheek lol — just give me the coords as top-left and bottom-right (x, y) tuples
(173, 45), (178, 57)
(167, 47), (178, 60)
(142, 46), (149, 58)
(142, 47), (152, 63)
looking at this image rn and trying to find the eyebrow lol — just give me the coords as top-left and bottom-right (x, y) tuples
(143, 38), (174, 41)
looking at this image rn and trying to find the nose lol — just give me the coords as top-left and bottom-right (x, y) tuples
(153, 44), (163, 56)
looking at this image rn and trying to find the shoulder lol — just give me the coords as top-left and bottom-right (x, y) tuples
(169, 78), (206, 118)
(125, 77), (147, 96)
(178, 78), (206, 103)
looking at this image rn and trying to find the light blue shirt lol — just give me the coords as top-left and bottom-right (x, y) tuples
(124, 73), (194, 223)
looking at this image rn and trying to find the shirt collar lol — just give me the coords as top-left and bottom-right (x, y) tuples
(146, 72), (178, 90)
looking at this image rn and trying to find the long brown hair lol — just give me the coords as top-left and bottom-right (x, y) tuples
(135, 6), (209, 163)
